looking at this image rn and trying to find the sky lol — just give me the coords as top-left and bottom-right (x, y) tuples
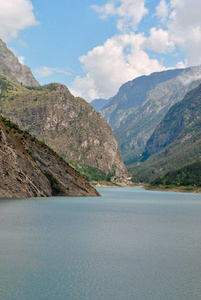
(1, 0), (201, 102)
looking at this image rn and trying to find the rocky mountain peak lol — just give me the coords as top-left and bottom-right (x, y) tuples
(44, 82), (70, 92)
(0, 38), (39, 87)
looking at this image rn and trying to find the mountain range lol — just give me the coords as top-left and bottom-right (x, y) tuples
(1, 36), (201, 190)
(100, 66), (201, 164)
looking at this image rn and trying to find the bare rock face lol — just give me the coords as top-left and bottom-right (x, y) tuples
(0, 117), (100, 198)
(0, 77), (127, 178)
(0, 39), (39, 87)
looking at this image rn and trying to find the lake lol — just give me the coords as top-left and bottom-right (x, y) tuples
(0, 187), (201, 300)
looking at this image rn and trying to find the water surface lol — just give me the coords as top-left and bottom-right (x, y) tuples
(0, 187), (201, 299)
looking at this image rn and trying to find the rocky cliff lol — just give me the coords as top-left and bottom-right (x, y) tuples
(0, 76), (127, 178)
(0, 39), (39, 87)
(100, 67), (201, 164)
(0, 116), (99, 198)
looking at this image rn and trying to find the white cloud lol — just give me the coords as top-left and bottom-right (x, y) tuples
(72, 33), (165, 101)
(92, 1), (116, 18)
(34, 66), (71, 78)
(73, 0), (201, 101)
(167, 0), (201, 66)
(18, 56), (25, 65)
(92, 0), (148, 32)
(35, 67), (55, 77)
(178, 66), (201, 85)
(0, 0), (38, 42)
(155, 0), (169, 23)
(70, 75), (98, 100)
(144, 27), (174, 53)
(175, 61), (186, 69)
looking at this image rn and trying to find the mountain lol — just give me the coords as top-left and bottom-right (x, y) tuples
(0, 39), (39, 87)
(0, 116), (99, 198)
(143, 83), (201, 159)
(131, 83), (201, 182)
(0, 75), (127, 179)
(100, 66), (201, 164)
(90, 98), (109, 112)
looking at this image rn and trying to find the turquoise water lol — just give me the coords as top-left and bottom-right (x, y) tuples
(0, 187), (201, 300)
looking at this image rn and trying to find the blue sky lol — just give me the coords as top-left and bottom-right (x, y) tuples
(1, 0), (201, 101)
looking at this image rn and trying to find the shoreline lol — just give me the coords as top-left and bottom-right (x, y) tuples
(92, 181), (201, 194)
(145, 185), (201, 194)
(91, 180), (141, 188)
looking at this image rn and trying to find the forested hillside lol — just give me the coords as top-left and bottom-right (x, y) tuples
(149, 161), (201, 190)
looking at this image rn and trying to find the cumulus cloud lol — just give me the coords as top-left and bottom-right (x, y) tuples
(154, 0), (201, 66)
(175, 61), (186, 69)
(167, 0), (201, 66)
(155, 0), (169, 23)
(92, 0), (148, 32)
(72, 34), (165, 101)
(70, 76), (98, 100)
(34, 66), (71, 78)
(72, 0), (170, 101)
(72, 0), (201, 101)
(144, 27), (174, 53)
(0, 0), (38, 42)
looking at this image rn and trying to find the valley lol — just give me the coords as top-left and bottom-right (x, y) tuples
(1, 37), (201, 193)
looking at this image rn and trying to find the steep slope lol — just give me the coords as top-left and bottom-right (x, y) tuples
(0, 75), (127, 178)
(131, 84), (201, 182)
(0, 116), (99, 198)
(0, 39), (39, 87)
(100, 66), (201, 163)
(90, 98), (109, 112)
(143, 83), (201, 159)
